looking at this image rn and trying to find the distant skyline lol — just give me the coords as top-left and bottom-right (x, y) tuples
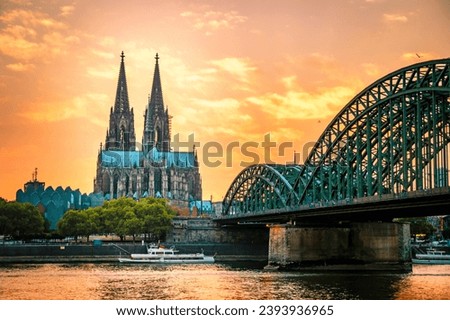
(1, 0), (450, 201)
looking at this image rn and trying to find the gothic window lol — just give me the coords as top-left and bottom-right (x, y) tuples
(113, 175), (119, 199)
(166, 169), (171, 192)
(125, 175), (130, 195)
(188, 179), (194, 199)
(155, 125), (163, 148)
(154, 169), (162, 194)
(120, 125), (125, 142)
(143, 172), (149, 193)
(102, 172), (110, 194)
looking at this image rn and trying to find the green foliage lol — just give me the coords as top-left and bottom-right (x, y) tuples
(0, 200), (45, 239)
(57, 209), (97, 241)
(57, 197), (176, 241)
(395, 217), (436, 237)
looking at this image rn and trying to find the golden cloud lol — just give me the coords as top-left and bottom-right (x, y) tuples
(60, 5), (75, 17)
(402, 52), (433, 61)
(180, 9), (247, 35)
(6, 62), (35, 72)
(0, 9), (67, 29)
(0, 8), (77, 61)
(383, 13), (408, 23)
(19, 93), (109, 126)
(209, 57), (256, 84)
(87, 67), (117, 79)
(361, 63), (380, 77)
(246, 86), (355, 120)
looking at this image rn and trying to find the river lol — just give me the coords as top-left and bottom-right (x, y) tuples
(0, 263), (449, 300)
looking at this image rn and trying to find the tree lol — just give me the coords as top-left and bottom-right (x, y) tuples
(0, 198), (8, 237)
(0, 201), (45, 239)
(57, 197), (176, 242)
(123, 211), (143, 243)
(101, 197), (138, 241)
(57, 209), (96, 241)
(136, 198), (176, 241)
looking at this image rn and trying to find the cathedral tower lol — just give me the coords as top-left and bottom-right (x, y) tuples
(105, 51), (136, 151)
(94, 51), (202, 205)
(143, 53), (171, 152)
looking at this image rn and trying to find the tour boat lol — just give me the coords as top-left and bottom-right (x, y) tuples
(411, 248), (450, 265)
(118, 244), (215, 264)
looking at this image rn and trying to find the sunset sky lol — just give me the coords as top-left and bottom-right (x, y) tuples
(1, 0), (449, 201)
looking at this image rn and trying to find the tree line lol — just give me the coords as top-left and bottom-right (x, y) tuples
(57, 197), (176, 242)
(1, 197), (176, 242)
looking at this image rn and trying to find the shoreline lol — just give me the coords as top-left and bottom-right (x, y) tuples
(0, 254), (268, 264)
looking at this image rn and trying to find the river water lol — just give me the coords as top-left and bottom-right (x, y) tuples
(0, 263), (449, 300)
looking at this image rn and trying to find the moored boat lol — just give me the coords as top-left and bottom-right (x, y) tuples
(412, 248), (450, 265)
(118, 244), (215, 264)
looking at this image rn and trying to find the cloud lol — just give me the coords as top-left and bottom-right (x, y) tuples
(361, 63), (380, 77)
(87, 67), (117, 79)
(190, 97), (240, 110)
(99, 37), (116, 47)
(60, 5), (75, 17)
(180, 9), (247, 35)
(246, 86), (355, 120)
(6, 62), (35, 72)
(401, 52), (433, 61)
(281, 76), (297, 89)
(20, 93), (109, 125)
(383, 13), (408, 23)
(0, 8), (78, 61)
(0, 9), (67, 29)
(209, 57), (256, 84)
(91, 49), (115, 59)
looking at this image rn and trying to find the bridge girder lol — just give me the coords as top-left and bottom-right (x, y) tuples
(222, 59), (450, 217)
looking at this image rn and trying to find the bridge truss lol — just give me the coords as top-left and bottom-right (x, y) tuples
(223, 59), (450, 217)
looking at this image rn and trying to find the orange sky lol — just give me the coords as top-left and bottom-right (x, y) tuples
(1, 0), (449, 201)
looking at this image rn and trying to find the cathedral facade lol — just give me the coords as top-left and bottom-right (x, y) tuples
(93, 52), (202, 207)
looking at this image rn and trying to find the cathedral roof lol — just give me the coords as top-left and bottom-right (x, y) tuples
(148, 147), (196, 168)
(101, 150), (141, 168)
(100, 148), (196, 168)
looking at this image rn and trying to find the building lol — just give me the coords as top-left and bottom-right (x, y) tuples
(93, 52), (202, 207)
(16, 169), (103, 230)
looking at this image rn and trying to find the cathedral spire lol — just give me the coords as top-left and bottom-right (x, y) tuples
(114, 51), (130, 113)
(143, 53), (171, 152)
(149, 53), (164, 114)
(104, 51), (136, 151)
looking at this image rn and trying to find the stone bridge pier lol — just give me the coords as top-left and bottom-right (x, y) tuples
(267, 222), (411, 270)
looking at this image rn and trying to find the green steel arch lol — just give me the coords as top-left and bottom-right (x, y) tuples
(223, 58), (450, 216)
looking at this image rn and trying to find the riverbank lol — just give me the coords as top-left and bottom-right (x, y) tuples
(0, 242), (268, 264)
(0, 254), (268, 263)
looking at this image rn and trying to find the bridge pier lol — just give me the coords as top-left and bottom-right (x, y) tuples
(267, 222), (410, 270)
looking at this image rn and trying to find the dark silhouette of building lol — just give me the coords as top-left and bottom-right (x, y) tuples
(16, 169), (103, 229)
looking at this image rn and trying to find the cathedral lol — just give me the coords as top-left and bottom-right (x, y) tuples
(93, 52), (202, 207)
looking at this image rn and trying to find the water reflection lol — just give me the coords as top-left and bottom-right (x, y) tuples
(0, 263), (449, 300)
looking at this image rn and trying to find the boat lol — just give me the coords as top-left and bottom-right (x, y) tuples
(118, 244), (215, 264)
(411, 248), (450, 265)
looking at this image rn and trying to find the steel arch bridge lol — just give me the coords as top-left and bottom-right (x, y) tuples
(222, 58), (450, 219)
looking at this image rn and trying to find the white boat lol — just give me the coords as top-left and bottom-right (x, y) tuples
(412, 249), (450, 265)
(118, 244), (215, 264)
